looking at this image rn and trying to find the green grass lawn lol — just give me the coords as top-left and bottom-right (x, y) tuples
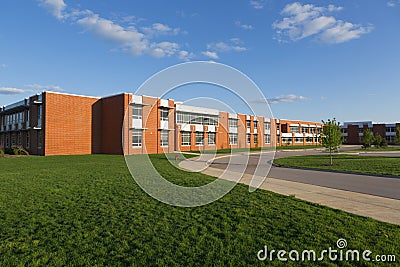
(346, 146), (400, 152)
(0, 155), (399, 266)
(274, 154), (400, 176)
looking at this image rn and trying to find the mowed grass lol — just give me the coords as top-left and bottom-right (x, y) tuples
(0, 155), (399, 266)
(274, 154), (400, 176)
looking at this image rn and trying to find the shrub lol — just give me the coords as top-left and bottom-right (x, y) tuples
(14, 146), (29, 156)
(0, 147), (4, 157)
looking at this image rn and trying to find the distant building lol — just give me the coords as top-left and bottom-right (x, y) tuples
(341, 121), (400, 145)
(0, 91), (323, 156)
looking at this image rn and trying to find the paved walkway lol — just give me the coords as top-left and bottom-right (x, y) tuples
(179, 155), (400, 225)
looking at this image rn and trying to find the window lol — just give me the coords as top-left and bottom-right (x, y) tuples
(295, 137), (303, 143)
(386, 136), (395, 143)
(38, 105), (42, 127)
(277, 136), (280, 144)
(208, 132), (216, 145)
(17, 132), (21, 146)
(247, 134), (251, 144)
(282, 137), (292, 144)
(6, 135), (9, 148)
(160, 109), (169, 121)
(132, 105), (142, 120)
(229, 133), (238, 145)
(181, 131), (191, 146)
(264, 134), (271, 144)
(132, 130), (142, 147)
(291, 126), (300, 133)
(254, 121), (258, 129)
(310, 127), (316, 134)
(302, 127), (309, 133)
(176, 112), (218, 126)
(229, 118), (238, 128)
(11, 134), (16, 148)
(265, 122), (271, 131)
(342, 128), (347, 134)
(160, 131), (169, 146)
(196, 132), (204, 145)
(306, 137), (313, 143)
(26, 132), (30, 149)
(37, 131), (42, 149)
(358, 128), (364, 134)
(254, 134), (258, 144)
(246, 120), (251, 128)
(386, 127), (396, 133)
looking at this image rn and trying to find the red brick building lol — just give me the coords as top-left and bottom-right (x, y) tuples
(342, 121), (400, 145)
(0, 91), (323, 155)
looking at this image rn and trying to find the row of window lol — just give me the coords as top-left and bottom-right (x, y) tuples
(282, 137), (320, 143)
(290, 126), (318, 134)
(0, 131), (42, 149)
(1, 111), (25, 125)
(176, 112), (218, 126)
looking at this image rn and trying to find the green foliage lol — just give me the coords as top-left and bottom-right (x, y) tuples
(0, 155), (399, 266)
(396, 126), (400, 145)
(374, 133), (384, 148)
(321, 118), (343, 165)
(0, 147), (4, 158)
(361, 128), (374, 149)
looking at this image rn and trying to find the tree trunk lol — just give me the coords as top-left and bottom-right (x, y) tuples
(330, 149), (333, 166)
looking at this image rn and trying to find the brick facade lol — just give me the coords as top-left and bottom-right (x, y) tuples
(0, 91), (324, 156)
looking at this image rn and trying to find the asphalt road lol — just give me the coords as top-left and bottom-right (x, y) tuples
(210, 149), (400, 200)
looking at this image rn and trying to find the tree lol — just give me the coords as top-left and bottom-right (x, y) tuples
(373, 133), (383, 148)
(321, 118), (343, 166)
(396, 126), (400, 145)
(361, 128), (374, 149)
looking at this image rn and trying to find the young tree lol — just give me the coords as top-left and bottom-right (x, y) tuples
(374, 133), (383, 148)
(361, 128), (374, 149)
(396, 126), (400, 145)
(321, 118), (343, 166)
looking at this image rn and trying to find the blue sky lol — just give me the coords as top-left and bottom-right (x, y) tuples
(0, 0), (399, 123)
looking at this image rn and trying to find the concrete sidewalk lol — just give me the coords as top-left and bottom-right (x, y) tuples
(179, 158), (400, 225)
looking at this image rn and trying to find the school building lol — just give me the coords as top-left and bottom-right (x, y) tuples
(341, 121), (400, 145)
(0, 91), (323, 156)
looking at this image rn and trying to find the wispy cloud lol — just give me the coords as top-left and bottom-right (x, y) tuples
(0, 87), (27, 95)
(235, 21), (254, 30)
(250, 0), (265, 9)
(178, 50), (195, 61)
(387, 0), (400, 7)
(0, 63), (7, 68)
(273, 2), (373, 44)
(267, 94), (309, 104)
(207, 40), (247, 53)
(201, 51), (219, 59)
(26, 83), (65, 91)
(39, 0), (67, 19)
(38, 0), (192, 60)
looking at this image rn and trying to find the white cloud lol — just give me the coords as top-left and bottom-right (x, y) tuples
(0, 64), (7, 68)
(273, 2), (373, 44)
(387, 0), (400, 7)
(207, 41), (247, 52)
(202, 51), (219, 59)
(141, 23), (180, 37)
(178, 50), (195, 61)
(267, 94), (309, 104)
(250, 0), (265, 9)
(26, 83), (65, 92)
(39, 0), (67, 20)
(235, 21), (254, 30)
(0, 87), (26, 95)
(38, 1), (191, 60)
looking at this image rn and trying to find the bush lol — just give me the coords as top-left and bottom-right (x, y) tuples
(0, 147), (4, 157)
(14, 147), (29, 156)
